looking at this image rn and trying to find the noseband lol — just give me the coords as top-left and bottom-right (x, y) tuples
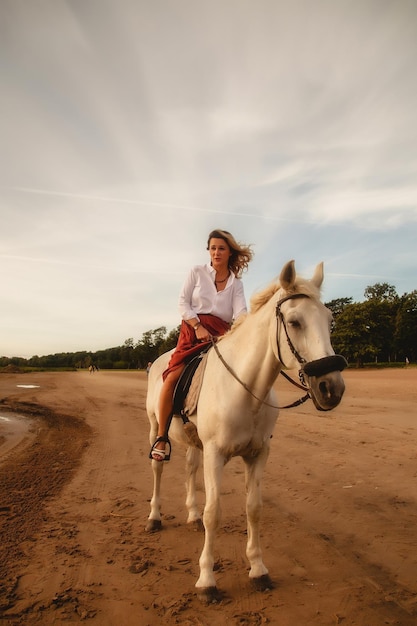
(276, 293), (347, 380)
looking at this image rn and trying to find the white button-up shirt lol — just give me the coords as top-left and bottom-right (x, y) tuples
(178, 264), (247, 324)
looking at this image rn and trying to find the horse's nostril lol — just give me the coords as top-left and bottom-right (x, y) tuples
(319, 381), (329, 396)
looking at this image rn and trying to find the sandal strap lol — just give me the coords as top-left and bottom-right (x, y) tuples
(149, 436), (171, 461)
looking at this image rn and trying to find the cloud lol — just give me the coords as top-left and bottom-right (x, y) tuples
(1, 0), (417, 357)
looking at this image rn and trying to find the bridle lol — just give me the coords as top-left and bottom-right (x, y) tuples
(276, 293), (347, 381)
(211, 292), (347, 410)
(275, 293), (309, 371)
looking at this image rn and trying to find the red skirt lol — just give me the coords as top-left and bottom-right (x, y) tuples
(162, 313), (230, 380)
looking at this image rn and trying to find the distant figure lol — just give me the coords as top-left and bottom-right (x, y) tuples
(146, 362), (152, 376)
(405, 356), (410, 366)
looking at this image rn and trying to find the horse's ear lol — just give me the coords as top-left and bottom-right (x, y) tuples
(311, 262), (324, 288)
(280, 260), (296, 290)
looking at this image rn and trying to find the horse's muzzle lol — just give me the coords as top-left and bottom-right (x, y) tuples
(302, 355), (347, 378)
(302, 355), (347, 411)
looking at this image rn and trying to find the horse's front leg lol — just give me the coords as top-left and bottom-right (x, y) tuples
(185, 446), (203, 529)
(145, 457), (164, 532)
(195, 442), (224, 602)
(243, 445), (273, 590)
(145, 415), (165, 532)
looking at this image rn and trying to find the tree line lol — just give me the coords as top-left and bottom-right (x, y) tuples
(327, 283), (416, 366)
(1, 282), (415, 371)
(0, 326), (180, 371)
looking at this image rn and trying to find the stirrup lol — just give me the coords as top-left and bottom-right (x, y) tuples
(149, 436), (171, 462)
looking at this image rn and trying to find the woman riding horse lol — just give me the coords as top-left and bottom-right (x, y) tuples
(149, 229), (254, 461)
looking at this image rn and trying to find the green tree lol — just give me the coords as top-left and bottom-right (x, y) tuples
(121, 338), (135, 368)
(134, 327), (169, 368)
(395, 290), (417, 361)
(363, 283), (399, 361)
(364, 283), (398, 303)
(325, 297), (353, 320)
(365, 299), (396, 361)
(331, 302), (379, 366)
(158, 325), (180, 355)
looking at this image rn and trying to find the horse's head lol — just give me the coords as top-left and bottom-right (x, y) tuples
(275, 260), (346, 411)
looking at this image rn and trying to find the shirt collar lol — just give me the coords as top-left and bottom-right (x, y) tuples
(206, 263), (233, 281)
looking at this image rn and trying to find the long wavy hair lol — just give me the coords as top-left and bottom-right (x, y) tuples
(207, 229), (254, 278)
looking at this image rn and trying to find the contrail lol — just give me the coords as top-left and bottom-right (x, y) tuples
(329, 272), (391, 279)
(7, 186), (312, 223)
(0, 253), (182, 274)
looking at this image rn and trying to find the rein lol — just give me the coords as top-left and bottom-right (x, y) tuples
(211, 291), (346, 411)
(210, 341), (311, 411)
(210, 338), (304, 409)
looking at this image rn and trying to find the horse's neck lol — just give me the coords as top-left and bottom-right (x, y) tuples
(221, 302), (281, 390)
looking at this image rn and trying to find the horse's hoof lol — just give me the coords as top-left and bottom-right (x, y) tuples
(189, 518), (204, 532)
(251, 574), (274, 592)
(196, 586), (222, 604)
(145, 519), (162, 533)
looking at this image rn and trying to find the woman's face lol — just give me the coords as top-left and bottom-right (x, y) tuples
(209, 237), (231, 270)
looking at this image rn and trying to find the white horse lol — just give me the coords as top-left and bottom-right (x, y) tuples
(146, 260), (346, 602)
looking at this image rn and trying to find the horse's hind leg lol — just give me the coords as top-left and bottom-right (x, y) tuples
(243, 447), (273, 590)
(185, 446), (203, 529)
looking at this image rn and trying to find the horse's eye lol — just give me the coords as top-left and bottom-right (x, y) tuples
(288, 319), (301, 329)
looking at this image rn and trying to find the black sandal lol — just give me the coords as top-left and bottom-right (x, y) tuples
(149, 436), (171, 462)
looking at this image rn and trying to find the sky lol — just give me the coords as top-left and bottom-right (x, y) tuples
(1, 0), (417, 358)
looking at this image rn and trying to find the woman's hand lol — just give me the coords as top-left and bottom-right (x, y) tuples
(195, 324), (211, 342)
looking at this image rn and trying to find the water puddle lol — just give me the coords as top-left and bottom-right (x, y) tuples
(0, 413), (34, 463)
(16, 385), (40, 389)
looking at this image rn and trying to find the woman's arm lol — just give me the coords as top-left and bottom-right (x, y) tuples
(179, 267), (199, 322)
(232, 278), (247, 320)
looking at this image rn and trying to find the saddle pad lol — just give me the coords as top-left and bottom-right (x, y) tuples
(172, 347), (210, 416)
(182, 351), (209, 417)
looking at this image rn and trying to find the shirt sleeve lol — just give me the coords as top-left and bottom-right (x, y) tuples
(231, 278), (247, 320)
(178, 267), (199, 321)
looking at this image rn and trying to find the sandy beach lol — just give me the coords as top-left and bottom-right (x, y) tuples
(0, 368), (416, 625)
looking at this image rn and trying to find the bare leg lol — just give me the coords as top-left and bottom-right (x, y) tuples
(151, 366), (183, 460)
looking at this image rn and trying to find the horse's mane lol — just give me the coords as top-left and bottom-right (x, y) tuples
(250, 274), (321, 313)
(250, 280), (280, 313)
(221, 273), (321, 341)
(218, 311), (247, 341)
